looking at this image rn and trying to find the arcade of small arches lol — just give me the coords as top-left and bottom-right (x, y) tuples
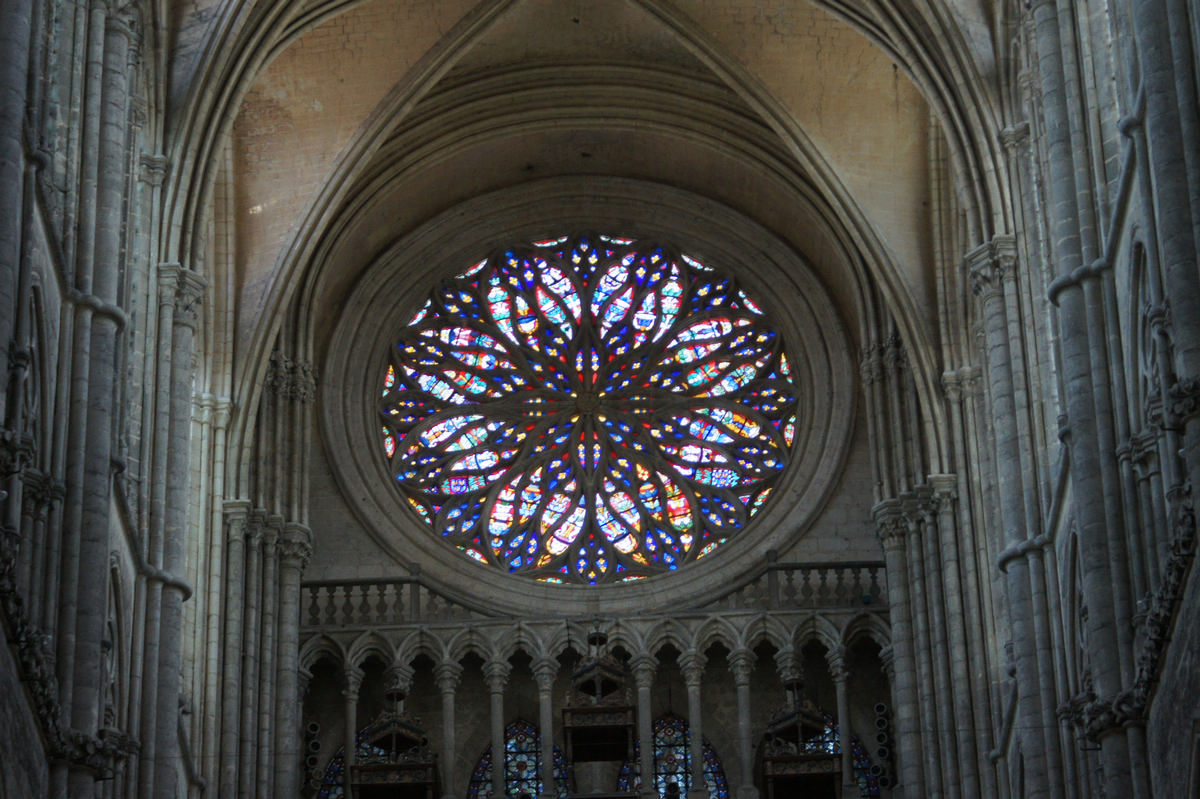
(297, 613), (894, 799)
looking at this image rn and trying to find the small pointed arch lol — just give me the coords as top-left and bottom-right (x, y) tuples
(748, 614), (793, 653)
(641, 619), (691, 658)
(605, 619), (653, 659)
(793, 614), (842, 655)
(345, 630), (395, 672)
(442, 626), (485, 664)
(300, 634), (345, 673)
(692, 616), (744, 654)
(508, 621), (550, 662)
(842, 611), (892, 651)
(393, 627), (444, 670)
(536, 621), (577, 662)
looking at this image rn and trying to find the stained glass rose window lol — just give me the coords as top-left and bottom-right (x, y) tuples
(379, 234), (798, 584)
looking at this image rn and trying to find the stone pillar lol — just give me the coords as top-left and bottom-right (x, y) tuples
(969, 238), (1055, 799)
(826, 647), (855, 796)
(631, 654), (657, 799)
(274, 523), (313, 796)
(533, 657), (559, 799)
(154, 264), (205, 799)
(0, 0), (32, 408)
(1033, 0), (1139, 790)
(256, 521), (281, 797)
(929, 475), (981, 799)
(727, 649), (757, 799)
(436, 661), (463, 799)
(874, 502), (922, 796)
(343, 666), (364, 799)
(219, 500), (250, 796)
(679, 651), (707, 799)
(485, 659), (512, 799)
(240, 512), (265, 797)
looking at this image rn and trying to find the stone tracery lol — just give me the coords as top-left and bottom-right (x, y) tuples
(381, 234), (798, 583)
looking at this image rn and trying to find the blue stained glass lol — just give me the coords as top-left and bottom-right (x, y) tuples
(616, 715), (729, 799)
(379, 234), (799, 583)
(466, 720), (569, 799)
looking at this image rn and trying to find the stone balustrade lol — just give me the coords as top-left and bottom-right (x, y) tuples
(300, 560), (887, 631)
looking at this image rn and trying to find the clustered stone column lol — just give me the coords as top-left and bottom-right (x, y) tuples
(274, 523), (313, 796)
(631, 654), (657, 799)
(436, 661), (463, 799)
(679, 651), (707, 799)
(343, 666), (364, 799)
(533, 657), (559, 799)
(726, 649), (756, 799)
(485, 659), (511, 799)
(969, 237), (1060, 799)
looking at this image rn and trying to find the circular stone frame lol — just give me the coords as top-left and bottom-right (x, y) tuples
(321, 178), (855, 616)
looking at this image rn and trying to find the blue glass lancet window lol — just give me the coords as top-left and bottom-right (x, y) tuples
(466, 719), (568, 799)
(616, 714), (729, 799)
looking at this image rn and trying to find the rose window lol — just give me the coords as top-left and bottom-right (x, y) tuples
(380, 234), (799, 584)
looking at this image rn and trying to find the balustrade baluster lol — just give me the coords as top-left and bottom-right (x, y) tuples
(358, 584), (372, 624)
(324, 585), (338, 626)
(376, 584), (389, 623)
(341, 585), (356, 625)
(306, 586), (320, 627)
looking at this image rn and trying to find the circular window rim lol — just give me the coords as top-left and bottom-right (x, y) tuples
(321, 177), (855, 616)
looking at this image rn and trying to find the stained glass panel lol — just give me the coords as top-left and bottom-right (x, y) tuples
(615, 715), (729, 799)
(466, 720), (568, 799)
(380, 234), (799, 583)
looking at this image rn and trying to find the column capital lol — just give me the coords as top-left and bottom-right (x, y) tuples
(966, 235), (1018, 301)
(484, 659), (511, 692)
(279, 523), (313, 569)
(873, 499), (908, 550)
(386, 662), (415, 696)
(435, 661), (463, 692)
(773, 649), (800, 685)
(679, 651), (706, 686)
(929, 474), (957, 506)
(532, 656), (559, 691)
(343, 665), (365, 700)
(825, 645), (848, 682)
(630, 653), (657, 687)
(727, 649), (754, 685)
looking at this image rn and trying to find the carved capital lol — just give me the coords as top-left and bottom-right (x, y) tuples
(279, 523), (313, 569)
(532, 656), (559, 691)
(941, 370), (963, 402)
(873, 500), (908, 550)
(630, 654), (657, 687)
(727, 649), (754, 686)
(138, 154), (169, 186)
(967, 235), (1018, 301)
(484, 659), (511, 692)
(343, 666), (365, 699)
(173, 268), (207, 331)
(825, 645), (848, 682)
(678, 651), (706, 687)
(929, 474), (957, 508)
(435, 661), (463, 693)
(386, 662), (415, 696)
(773, 649), (800, 686)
